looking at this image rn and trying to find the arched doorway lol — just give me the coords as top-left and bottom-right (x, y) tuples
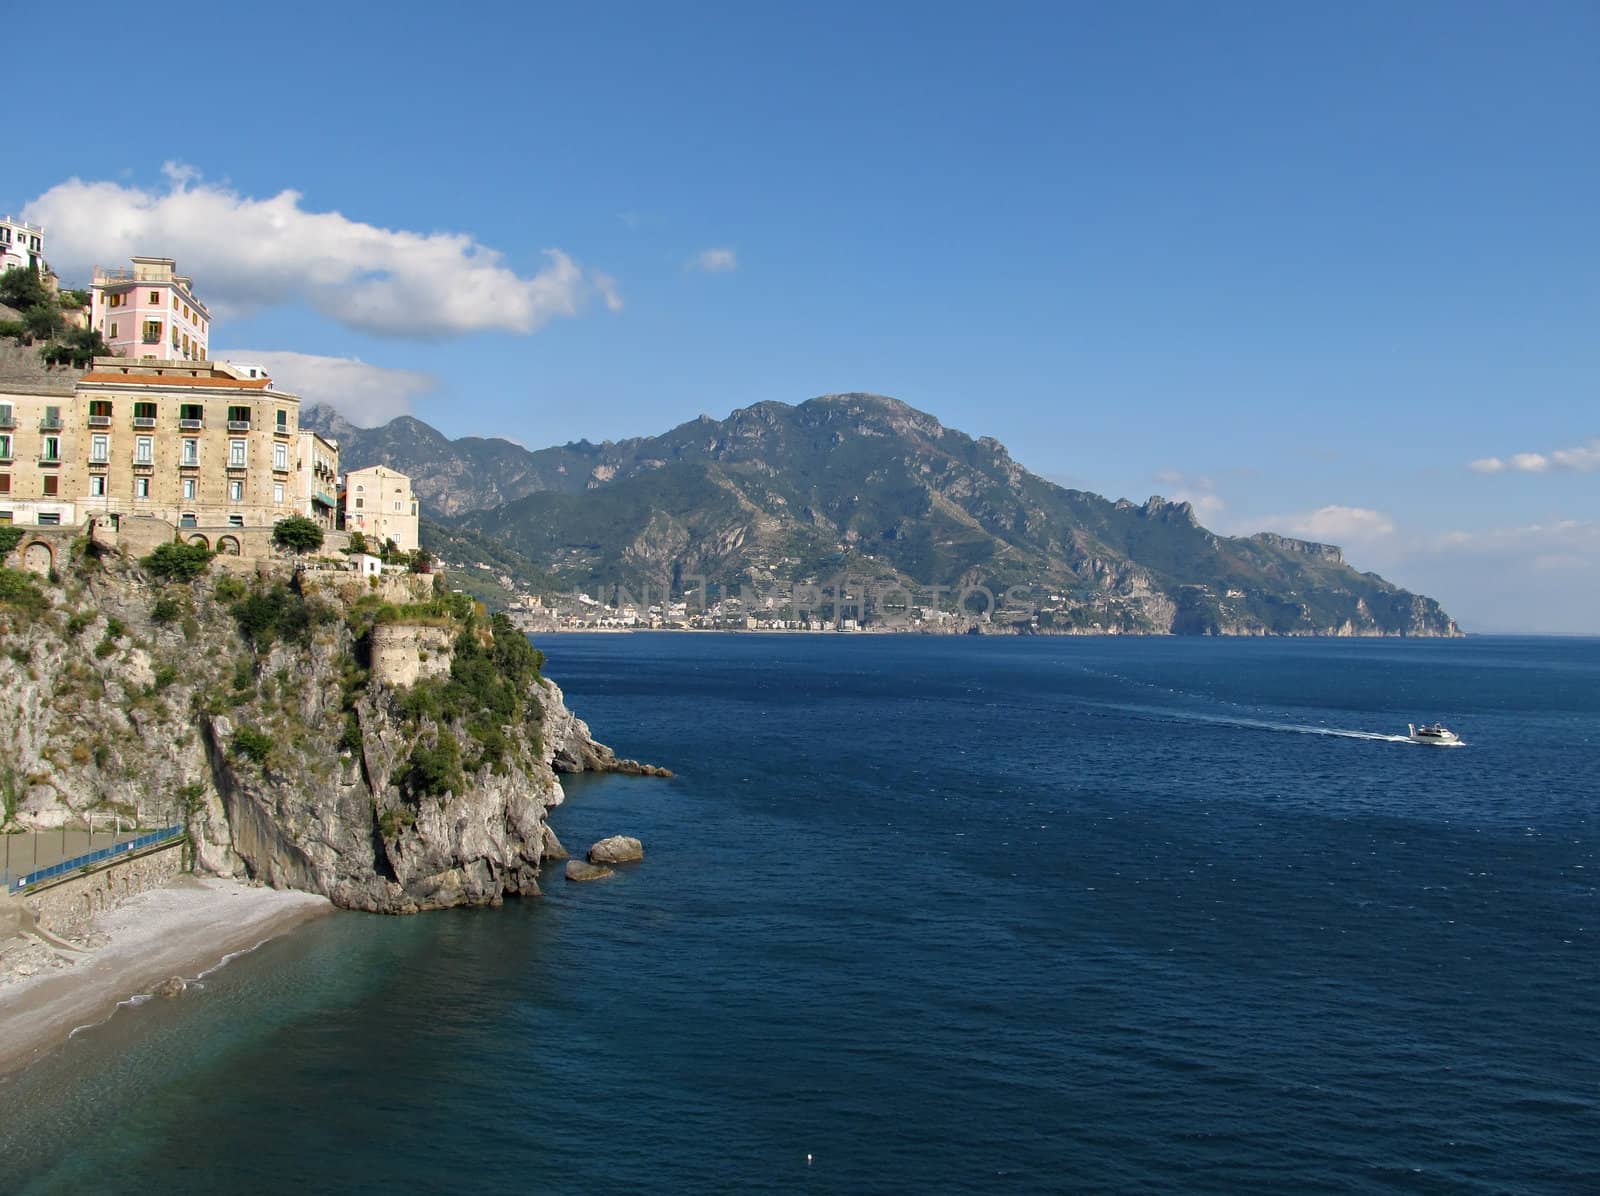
(188, 535), (210, 549)
(216, 536), (241, 556)
(22, 541), (53, 575)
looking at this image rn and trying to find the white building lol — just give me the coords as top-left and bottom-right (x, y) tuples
(342, 464), (419, 553)
(0, 217), (44, 275)
(89, 257), (210, 362)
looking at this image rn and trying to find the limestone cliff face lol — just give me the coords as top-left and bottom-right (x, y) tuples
(0, 548), (643, 913)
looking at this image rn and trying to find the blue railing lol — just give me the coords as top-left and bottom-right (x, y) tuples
(8, 826), (183, 893)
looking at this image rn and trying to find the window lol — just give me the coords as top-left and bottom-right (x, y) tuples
(0, 474), (8, 494)
(228, 515), (244, 528)
(172, 296), (179, 310)
(273, 482), (285, 504)
(109, 321), (118, 339)
(90, 475), (106, 497)
(394, 502), (402, 512)
(355, 498), (364, 509)
(149, 291), (160, 304)
(229, 440), (246, 467)
(90, 434), (109, 463)
(37, 513), (59, 526)
(180, 403), (203, 423)
(134, 477), (150, 498)
(276, 409), (289, 430)
(180, 512), (197, 527)
(89, 400), (112, 418)
(135, 437), (154, 464)
(142, 320), (163, 345)
(227, 405), (250, 426)
(184, 304), (191, 320)
(182, 478), (196, 500)
(228, 480), (243, 502)
(0, 403), (11, 425)
(273, 443), (288, 470)
(42, 436), (60, 461)
(182, 438), (198, 465)
(0, 434), (10, 459)
(43, 475), (57, 497)
(355, 484), (364, 493)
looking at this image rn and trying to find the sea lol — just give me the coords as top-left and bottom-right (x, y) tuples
(1, 634), (1596, 1194)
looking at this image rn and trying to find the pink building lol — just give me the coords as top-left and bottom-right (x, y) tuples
(89, 257), (210, 362)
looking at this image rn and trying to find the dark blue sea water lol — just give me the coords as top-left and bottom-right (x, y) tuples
(2, 635), (1597, 1194)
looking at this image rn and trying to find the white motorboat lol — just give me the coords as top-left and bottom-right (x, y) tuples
(1408, 723), (1463, 746)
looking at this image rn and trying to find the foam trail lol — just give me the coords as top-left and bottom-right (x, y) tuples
(1078, 696), (1437, 744)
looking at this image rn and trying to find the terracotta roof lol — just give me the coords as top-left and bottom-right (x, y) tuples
(78, 371), (272, 390)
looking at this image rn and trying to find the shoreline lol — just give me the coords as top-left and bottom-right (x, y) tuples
(0, 876), (333, 1079)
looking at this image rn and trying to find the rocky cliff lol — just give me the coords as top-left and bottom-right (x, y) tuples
(0, 543), (656, 912)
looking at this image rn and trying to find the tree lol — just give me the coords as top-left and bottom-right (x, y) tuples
(142, 542), (214, 582)
(272, 515), (325, 554)
(39, 327), (112, 369)
(345, 531), (369, 556)
(0, 267), (48, 311)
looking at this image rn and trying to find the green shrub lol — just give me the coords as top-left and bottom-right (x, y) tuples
(232, 726), (274, 766)
(0, 526), (23, 560)
(142, 542), (213, 582)
(402, 734), (461, 801)
(377, 806), (415, 839)
(104, 617), (126, 641)
(151, 664), (179, 692)
(0, 567), (47, 616)
(93, 636), (117, 659)
(230, 583), (329, 652)
(93, 743), (110, 770)
(65, 610), (95, 638)
(151, 595), (184, 624)
(214, 576), (248, 603)
(272, 516), (325, 554)
(339, 712), (363, 755)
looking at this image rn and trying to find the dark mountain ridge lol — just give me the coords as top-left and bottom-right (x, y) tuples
(305, 394), (1459, 636)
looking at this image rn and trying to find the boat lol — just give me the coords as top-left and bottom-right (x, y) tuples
(1408, 723), (1463, 746)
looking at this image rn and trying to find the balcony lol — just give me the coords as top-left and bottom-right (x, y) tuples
(88, 458), (109, 470)
(38, 418), (63, 432)
(178, 418), (203, 430)
(132, 416), (157, 430)
(87, 414), (112, 428)
(226, 463), (248, 474)
(179, 458), (200, 470)
(133, 461), (154, 473)
(37, 454), (61, 466)
(227, 419), (251, 432)
(313, 490), (337, 509)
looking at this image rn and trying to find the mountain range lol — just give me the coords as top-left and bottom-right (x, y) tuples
(302, 395), (1459, 636)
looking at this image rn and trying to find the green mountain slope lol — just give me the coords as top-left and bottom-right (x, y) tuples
(324, 394), (1459, 636)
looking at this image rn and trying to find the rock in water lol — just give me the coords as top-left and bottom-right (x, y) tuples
(541, 824), (569, 861)
(153, 976), (187, 998)
(565, 860), (614, 883)
(588, 835), (644, 865)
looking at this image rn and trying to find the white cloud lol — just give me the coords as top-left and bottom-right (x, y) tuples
(1468, 436), (1600, 475)
(23, 165), (619, 338)
(689, 247), (738, 273)
(1265, 505), (1396, 543)
(218, 350), (435, 427)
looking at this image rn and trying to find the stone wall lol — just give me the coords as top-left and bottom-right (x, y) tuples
(25, 840), (186, 939)
(370, 623), (455, 688)
(299, 569), (435, 607)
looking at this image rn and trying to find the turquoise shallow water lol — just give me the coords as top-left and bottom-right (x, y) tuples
(1, 634), (1596, 1193)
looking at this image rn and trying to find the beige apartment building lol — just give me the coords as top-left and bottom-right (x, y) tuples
(342, 465), (418, 553)
(0, 357), (337, 541)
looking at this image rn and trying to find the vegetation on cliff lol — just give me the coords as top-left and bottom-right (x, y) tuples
(0, 538), (637, 912)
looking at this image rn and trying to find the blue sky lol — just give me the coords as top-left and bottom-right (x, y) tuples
(8, 1), (1597, 631)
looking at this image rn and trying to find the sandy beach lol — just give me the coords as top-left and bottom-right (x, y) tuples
(0, 876), (333, 1077)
